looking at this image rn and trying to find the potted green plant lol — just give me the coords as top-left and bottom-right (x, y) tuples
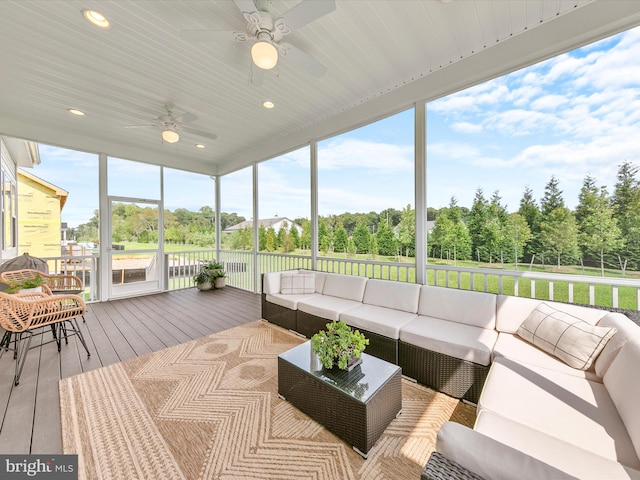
(193, 261), (217, 291)
(311, 320), (369, 371)
(211, 267), (227, 289)
(4, 273), (47, 293)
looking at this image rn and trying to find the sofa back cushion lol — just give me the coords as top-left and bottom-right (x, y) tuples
(321, 273), (368, 302)
(595, 312), (640, 378)
(363, 279), (421, 313)
(603, 339), (640, 460)
(299, 269), (327, 293)
(262, 271), (282, 295)
(496, 295), (606, 334)
(280, 272), (315, 294)
(516, 302), (617, 370)
(418, 285), (497, 329)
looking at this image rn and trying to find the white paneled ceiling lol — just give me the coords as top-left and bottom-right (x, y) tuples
(1, 0), (639, 175)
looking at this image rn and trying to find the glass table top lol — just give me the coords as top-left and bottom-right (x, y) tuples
(279, 341), (400, 403)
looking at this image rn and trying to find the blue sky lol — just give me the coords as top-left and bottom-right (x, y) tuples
(34, 25), (640, 227)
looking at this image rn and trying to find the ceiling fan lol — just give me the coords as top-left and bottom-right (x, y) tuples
(123, 103), (217, 144)
(181, 0), (336, 85)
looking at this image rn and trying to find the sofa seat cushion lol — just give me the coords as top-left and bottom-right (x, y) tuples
(340, 304), (417, 339)
(492, 333), (601, 382)
(362, 279), (421, 313)
(399, 315), (498, 366)
(478, 357), (639, 468)
(266, 293), (321, 310)
(297, 295), (362, 321)
(418, 286), (497, 329)
(474, 410), (640, 480)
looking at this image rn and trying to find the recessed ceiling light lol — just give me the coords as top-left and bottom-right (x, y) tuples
(195, 144), (206, 149)
(82, 9), (110, 28)
(262, 100), (275, 109)
(68, 108), (85, 116)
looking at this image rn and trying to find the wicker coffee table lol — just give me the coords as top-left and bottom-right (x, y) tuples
(278, 341), (402, 457)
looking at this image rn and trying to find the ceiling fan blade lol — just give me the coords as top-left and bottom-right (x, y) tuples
(123, 124), (157, 128)
(173, 112), (197, 124)
(233, 0), (257, 14)
(279, 43), (327, 78)
(281, 0), (336, 31)
(181, 126), (218, 141)
(181, 30), (238, 42)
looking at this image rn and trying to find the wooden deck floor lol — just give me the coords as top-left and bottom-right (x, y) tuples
(0, 286), (261, 454)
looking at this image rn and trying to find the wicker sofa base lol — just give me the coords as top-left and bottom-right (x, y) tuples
(354, 327), (398, 364)
(261, 294), (297, 331)
(296, 310), (334, 338)
(422, 452), (485, 480)
(399, 341), (488, 404)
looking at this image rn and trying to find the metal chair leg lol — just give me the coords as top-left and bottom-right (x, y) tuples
(14, 331), (33, 386)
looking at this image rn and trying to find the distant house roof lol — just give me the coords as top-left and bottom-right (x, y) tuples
(223, 217), (300, 233)
(18, 168), (69, 210)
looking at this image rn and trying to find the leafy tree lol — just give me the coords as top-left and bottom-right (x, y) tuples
(397, 204), (415, 258)
(502, 213), (532, 267)
(578, 186), (623, 276)
(289, 224), (300, 249)
(277, 221), (288, 248)
(613, 161), (640, 270)
(265, 227), (277, 252)
(258, 225), (267, 251)
(540, 207), (580, 267)
(333, 223), (348, 253)
(352, 221), (371, 254)
(518, 185), (541, 261)
(430, 203), (471, 263)
(300, 219), (312, 250)
(376, 219), (396, 256)
(318, 219), (331, 253)
(468, 189), (488, 261)
(540, 176), (565, 216)
(368, 234), (378, 258)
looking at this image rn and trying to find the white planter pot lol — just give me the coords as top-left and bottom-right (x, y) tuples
(214, 278), (226, 289)
(196, 281), (212, 291)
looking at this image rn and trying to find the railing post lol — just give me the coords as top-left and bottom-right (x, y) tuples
(549, 281), (554, 301)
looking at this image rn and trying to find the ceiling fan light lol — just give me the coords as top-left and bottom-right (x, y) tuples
(162, 127), (180, 143)
(251, 41), (278, 70)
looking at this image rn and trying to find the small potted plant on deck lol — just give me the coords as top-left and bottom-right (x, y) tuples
(311, 320), (369, 371)
(211, 267), (227, 289)
(194, 261), (216, 291)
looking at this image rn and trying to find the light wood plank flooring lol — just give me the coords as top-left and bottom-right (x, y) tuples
(0, 286), (261, 454)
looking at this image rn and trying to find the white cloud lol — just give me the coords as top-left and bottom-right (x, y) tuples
(318, 138), (413, 172)
(451, 122), (483, 134)
(531, 94), (568, 111)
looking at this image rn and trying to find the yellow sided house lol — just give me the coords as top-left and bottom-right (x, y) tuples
(17, 169), (67, 259)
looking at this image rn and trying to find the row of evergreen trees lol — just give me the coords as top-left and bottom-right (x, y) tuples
(430, 161), (640, 274)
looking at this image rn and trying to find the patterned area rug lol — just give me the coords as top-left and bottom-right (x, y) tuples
(60, 321), (475, 480)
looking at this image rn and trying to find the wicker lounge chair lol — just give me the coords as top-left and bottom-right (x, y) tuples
(0, 291), (90, 385)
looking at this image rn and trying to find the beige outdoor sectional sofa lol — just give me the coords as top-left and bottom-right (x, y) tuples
(261, 269), (640, 479)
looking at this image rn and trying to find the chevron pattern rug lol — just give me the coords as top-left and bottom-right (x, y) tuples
(60, 320), (475, 480)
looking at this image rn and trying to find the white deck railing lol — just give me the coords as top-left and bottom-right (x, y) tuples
(24, 250), (640, 310)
